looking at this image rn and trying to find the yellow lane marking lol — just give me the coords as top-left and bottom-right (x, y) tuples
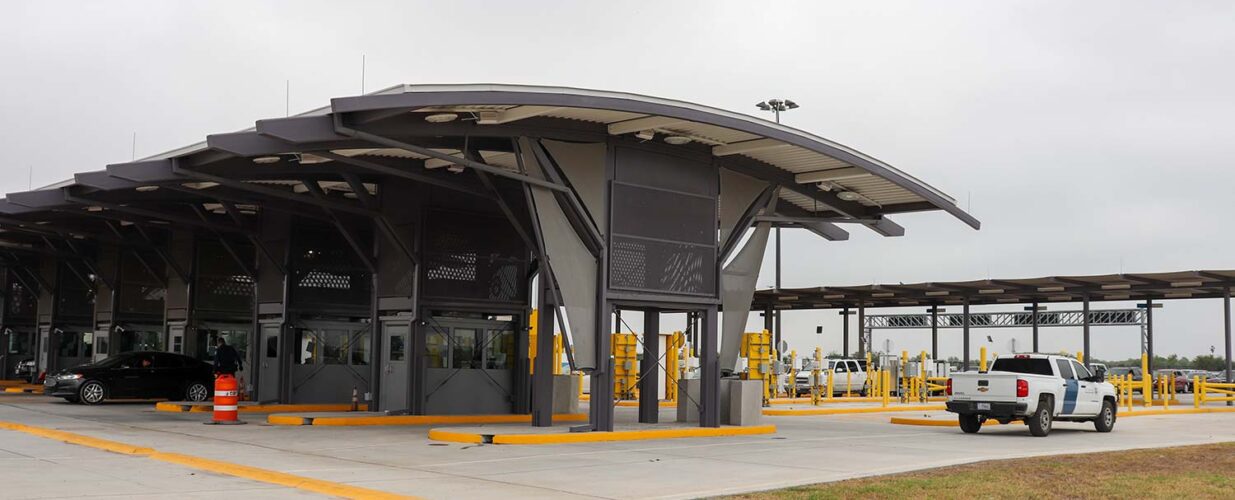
(0, 420), (416, 500)
(428, 424), (777, 445)
(763, 404), (946, 416)
(269, 412), (588, 427)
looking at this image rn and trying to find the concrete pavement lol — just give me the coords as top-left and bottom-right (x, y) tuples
(3, 393), (1235, 499)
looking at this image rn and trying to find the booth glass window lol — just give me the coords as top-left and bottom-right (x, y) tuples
(7, 331), (31, 354)
(451, 328), (480, 369)
(426, 332), (447, 368)
(57, 333), (79, 357)
(323, 330), (347, 364)
(388, 334), (405, 361)
(484, 329), (515, 370)
(351, 331), (370, 365)
(266, 335), (278, 358)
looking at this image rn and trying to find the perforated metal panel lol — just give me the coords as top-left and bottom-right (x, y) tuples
(290, 224), (372, 313)
(117, 251), (164, 317)
(609, 146), (718, 297)
(6, 277), (37, 321)
(421, 210), (527, 303)
(56, 262), (95, 322)
(195, 240), (254, 314)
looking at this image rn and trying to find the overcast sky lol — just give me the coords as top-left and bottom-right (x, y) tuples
(3, 1), (1234, 362)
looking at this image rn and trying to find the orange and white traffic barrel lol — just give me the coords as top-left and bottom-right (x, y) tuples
(205, 373), (245, 425)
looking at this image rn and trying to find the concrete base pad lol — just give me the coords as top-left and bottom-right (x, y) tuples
(267, 412), (588, 426)
(429, 422), (777, 445)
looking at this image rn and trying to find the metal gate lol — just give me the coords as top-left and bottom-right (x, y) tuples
(422, 315), (517, 415)
(289, 320), (372, 404)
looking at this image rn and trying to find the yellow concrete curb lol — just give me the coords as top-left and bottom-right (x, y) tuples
(268, 413), (589, 427)
(763, 404), (945, 416)
(613, 400), (677, 408)
(0, 419), (416, 499)
(154, 402), (369, 414)
(3, 385), (42, 394)
(428, 424), (776, 445)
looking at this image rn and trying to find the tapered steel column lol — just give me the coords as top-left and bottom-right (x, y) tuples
(1082, 295), (1091, 366)
(639, 309), (660, 423)
(930, 305), (940, 360)
(700, 305), (720, 428)
(1031, 300), (1040, 352)
(842, 307), (850, 357)
(1146, 299), (1155, 373)
(532, 281), (556, 427)
(857, 304), (865, 358)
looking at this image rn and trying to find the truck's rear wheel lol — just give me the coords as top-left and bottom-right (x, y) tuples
(1094, 400), (1116, 432)
(959, 414), (982, 433)
(1028, 397), (1053, 437)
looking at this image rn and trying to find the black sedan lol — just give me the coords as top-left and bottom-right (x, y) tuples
(44, 351), (214, 405)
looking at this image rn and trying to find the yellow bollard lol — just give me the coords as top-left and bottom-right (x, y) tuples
(788, 350), (797, 398)
(811, 347), (823, 406)
(980, 347), (988, 372)
(1140, 353), (1152, 407)
(1077, 351), (1084, 363)
(827, 369), (835, 400)
(1194, 376), (1202, 407)
(918, 351), (928, 402)
(882, 369), (891, 407)
(1125, 374), (1134, 413)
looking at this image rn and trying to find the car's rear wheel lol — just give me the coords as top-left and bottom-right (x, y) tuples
(1094, 400), (1116, 432)
(959, 414), (982, 433)
(1028, 397), (1053, 437)
(79, 381), (106, 405)
(184, 381), (210, 402)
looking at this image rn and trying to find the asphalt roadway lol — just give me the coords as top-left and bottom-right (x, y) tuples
(3, 393), (1235, 499)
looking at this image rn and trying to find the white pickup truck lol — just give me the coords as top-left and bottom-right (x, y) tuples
(946, 353), (1117, 437)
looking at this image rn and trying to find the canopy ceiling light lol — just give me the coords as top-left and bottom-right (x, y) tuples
(424, 113), (459, 123)
(135, 185), (159, 192)
(663, 135), (692, 145)
(836, 191), (862, 201)
(252, 156), (281, 164)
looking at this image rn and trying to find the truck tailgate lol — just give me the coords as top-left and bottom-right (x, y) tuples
(950, 372), (1019, 402)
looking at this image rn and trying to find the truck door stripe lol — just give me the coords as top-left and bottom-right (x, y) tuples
(1062, 379), (1079, 413)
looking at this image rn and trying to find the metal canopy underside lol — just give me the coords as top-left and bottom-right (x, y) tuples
(0, 84), (977, 250)
(754, 270), (1235, 310)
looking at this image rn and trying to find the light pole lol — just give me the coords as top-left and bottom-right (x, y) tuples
(755, 98), (798, 351)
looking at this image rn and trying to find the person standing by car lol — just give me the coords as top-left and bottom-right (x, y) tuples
(213, 337), (242, 376)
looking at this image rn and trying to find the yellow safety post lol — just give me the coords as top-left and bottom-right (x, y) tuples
(1194, 376), (1202, 408)
(577, 371), (584, 399)
(788, 350), (798, 398)
(665, 331), (682, 403)
(612, 332), (638, 400)
(826, 368), (835, 400)
(767, 347), (778, 404)
(1125, 374), (1134, 413)
(811, 348), (823, 406)
(979, 347), (988, 372)
(844, 369), (853, 397)
(882, 369), (891, 407)
(899, 350), (909, 403)
(919, 351), (928, 403)
(553, 334), (563, 375)
(1163, 375), (1171, 410)
(528, 309), (539, 375)
(1076, 351), (1084, 363)
(1141, 353), (1152, 407)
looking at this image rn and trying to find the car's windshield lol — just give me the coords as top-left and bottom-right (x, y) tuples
(990, 357), (1053, 376)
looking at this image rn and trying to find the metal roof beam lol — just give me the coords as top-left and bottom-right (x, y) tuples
(607, 116), (687, 136)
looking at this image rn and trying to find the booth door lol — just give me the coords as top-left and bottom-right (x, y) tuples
(258, 323), (282, 402)
(423, 315), (517, 415)
(379, 321), (411, 412)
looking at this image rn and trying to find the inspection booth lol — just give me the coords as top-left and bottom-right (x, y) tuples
(0, 84), (975, 431)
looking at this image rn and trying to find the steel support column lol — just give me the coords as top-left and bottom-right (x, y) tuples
(639, 309), (660, 423)
(589, 305), (615, 432)
(1146, 298), (1155, 372)
(963, 298), (971, 371)
(532, 280), (556, 427)
(700, 304), (720, 428)
(1031, 300), (1040, 352)
(1224, 288), (1232, 405)
(774, 227), (781, 351)
(842, 307), (850, 357)
(857, 303), (865, 358)
(930, 305), (939, 359)
(1083, 295), (1091, 365)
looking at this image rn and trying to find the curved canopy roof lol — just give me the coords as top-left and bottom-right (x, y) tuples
(0, 84), (977, 252)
